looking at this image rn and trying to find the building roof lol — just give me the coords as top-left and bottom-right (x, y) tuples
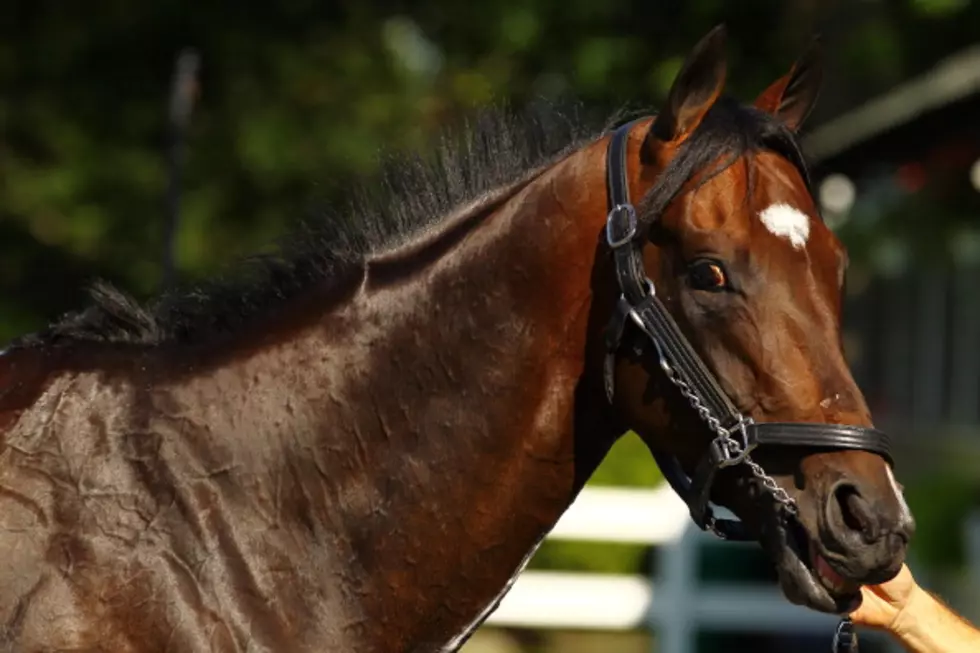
(803, 45), (980, 174)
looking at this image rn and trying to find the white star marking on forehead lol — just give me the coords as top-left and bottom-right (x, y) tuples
(758, 203), (811, 250)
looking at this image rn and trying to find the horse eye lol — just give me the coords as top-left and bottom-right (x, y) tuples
(688, 260), (728, 291)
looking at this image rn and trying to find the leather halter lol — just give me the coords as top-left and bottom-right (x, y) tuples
(602, 118), (893, 542)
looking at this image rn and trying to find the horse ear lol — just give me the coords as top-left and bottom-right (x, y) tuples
(648, 24), (728, 144)
(753, 37), (822, 131)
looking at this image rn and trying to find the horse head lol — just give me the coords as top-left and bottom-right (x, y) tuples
(595, 25), (913, 614)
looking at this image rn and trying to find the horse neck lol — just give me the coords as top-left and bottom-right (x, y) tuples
(0, 135), (621, 650)
(141, 137), (618, 648)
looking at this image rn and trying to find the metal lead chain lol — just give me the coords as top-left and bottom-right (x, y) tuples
(744, 456), (798, 514)
(655, 342), (798, 515)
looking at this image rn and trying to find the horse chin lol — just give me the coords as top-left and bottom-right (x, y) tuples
(762, 512), (862, 615)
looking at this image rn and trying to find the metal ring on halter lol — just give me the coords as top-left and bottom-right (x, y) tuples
(624, 297), (676, 382)
(713, 439), (749, 468)
(623, 281), (658, 329)
(832, 617), (857, 653)
(704, 513), (728, 540)
(716, 416), (757, 468)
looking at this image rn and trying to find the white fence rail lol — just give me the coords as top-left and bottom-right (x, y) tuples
(544, 485), (689, 544)
(486, 571), (650, 630)
(481, 485), (891, 653)
(484, 486), (681, 632)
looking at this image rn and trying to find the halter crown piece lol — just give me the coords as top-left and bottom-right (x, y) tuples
(601, 118), (879, 653)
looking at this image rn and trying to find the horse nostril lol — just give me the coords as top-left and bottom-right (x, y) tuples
(832, 482), (879, 543)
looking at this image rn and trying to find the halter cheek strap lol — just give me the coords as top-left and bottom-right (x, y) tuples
(601, 117), (892, 538)
(602, 116), (872, 653)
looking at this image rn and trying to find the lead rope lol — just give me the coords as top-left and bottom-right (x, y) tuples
(833, 617), (858, 653)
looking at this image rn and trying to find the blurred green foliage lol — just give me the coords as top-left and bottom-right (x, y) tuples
(2, 0), (980, 579)
(905, 470), (977, 570)
(532, 433), (662, 574)
(3, 0), (979, 343)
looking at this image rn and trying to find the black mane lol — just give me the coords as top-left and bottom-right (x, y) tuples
(15, 102), (609, 349)
(14, 97), (809, 350)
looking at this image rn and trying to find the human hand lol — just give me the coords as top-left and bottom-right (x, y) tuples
(848, 564), (918, 632)
(851, 563), (980, 652)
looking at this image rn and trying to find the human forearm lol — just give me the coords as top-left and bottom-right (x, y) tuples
(892, 586), (980, 653)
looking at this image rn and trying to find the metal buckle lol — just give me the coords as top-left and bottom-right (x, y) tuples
(605, 203), (638, 248)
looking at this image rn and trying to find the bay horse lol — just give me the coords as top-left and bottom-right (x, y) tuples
(0, 26), (913, 653)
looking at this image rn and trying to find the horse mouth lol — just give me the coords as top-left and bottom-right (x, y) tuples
(767, 515), (862, 614)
